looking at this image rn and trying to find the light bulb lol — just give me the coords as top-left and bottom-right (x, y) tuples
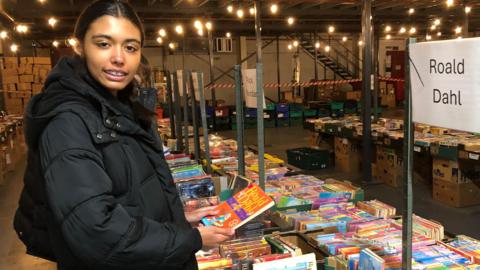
(287, 17), (294, 25)
(194, 20), (202, 30)
(434, 19), (441, 26)
(0, 31), (8, 39)
(325, 45), (330, 52)
(237, 9), (244, 18)
(465, 6), (471, 14)
(385, 25), (391, 32)
(10, 44), (18, 52)
(408, 8), (415, 14)
(175, 25), (184, 35)
(197, 29), (204, 36)
(227, 5), (233, 13)
(293, 40), (299, 47)
(52, 40), (59, 47)
(409, 27), (416, 34)
(270, 4), (278, 14)
(446, 0), (454, 7)
(386, 34), (391, 40)
(156, 37), (163, 44)
(455, 26), (462, 34)
(169, 42), (175, 49)
(342, 36), (347, 42)
(48, 17), (57, 27)
(159, 28), (167, 37)
(399, 27), (406, 34)
(315, 42), (320, 49)
(226, 32), (231, 38)
(205, 22), (212, 30)
(426, 35), (432, 41)
(249, 7), (255, 15)
(431, 25), (436, 30)
(287, 44), (292, 50)
(358, 41), (364, 46)
(437, 32), (442, 37)
(67, 38), (77, 47)
(328, 25), (335, 33)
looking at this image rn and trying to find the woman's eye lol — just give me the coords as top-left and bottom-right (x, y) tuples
(125, 45), (138, 53)
(96, 42), (110, 48)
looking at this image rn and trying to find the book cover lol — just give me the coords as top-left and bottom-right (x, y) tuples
(201, 183), (275, 229)
(358, 248), (385, 270)
(252, 253), (317, 270)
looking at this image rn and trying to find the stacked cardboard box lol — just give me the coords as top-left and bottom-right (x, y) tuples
(334, 137), (360, 173)
(379, 81), (396, 108)
(432, 158), (480, 207)
(1, 57), (51, 114)
(376, 147), (403, 187)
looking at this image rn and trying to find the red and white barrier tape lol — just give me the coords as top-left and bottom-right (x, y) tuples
(205, 78), (363, 89)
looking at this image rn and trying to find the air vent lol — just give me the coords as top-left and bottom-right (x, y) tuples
(215, 38), (233, 53)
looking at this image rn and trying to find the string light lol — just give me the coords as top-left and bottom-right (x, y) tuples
(175, 24), (184, 35)
(328, 25), (335, 33)
(16, 24), (28, 33)
(10, 43), (18, 52)
(194, 20), (202, 30)
(159, 28), (167, 37)
(386, 34), (391, 40)
(169, 42), (176, 50)
(236, 9), (244, 18)
(249, 7), (255, 15)
(358, 40), (364, 46)
(52, 40), (59, 47)
(408, 8), (415, 14)
(342, 36), (347, 42)
(315, 42), (320, 49)
(437, 32), (442, 37)
(67, 38), (77, 47)
(156, 37), (163, 44)
(434, 19), (441, 26)
(426, 35), (432, 41)
(270, 4), (278, 14)
(325, 45), (330, 52)
(0, 31), (8, 39)
(430, 25), (436, 30)
(287, 44), (292, 50)
(409, 27), (416, 34)
(385, 25), (391, 32)
(446, 0), (454, 7)
(38, 0), (46, 3)
(205, 22), (212, 31)
(226, 32), (231, 38)
(227, 5), (233, 13)
(465, 6), (471, 14)
(48, 17), (57, 27)
(399, 27), (406, 34)
(287, 17), (295, 25)
(455, 26), (462, 34)
(197, 29), (204, 36)
(293, 40), (299, 47)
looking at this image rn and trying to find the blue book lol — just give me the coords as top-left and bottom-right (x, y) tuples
(359, 248), (385, 270)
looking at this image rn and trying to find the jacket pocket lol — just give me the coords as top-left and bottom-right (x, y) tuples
(138, 174), (171, 222)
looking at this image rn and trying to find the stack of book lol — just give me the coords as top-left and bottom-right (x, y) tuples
(390, 214), (444, 241)
(356, 200), (396, 219)
(444, 235), (480, 264)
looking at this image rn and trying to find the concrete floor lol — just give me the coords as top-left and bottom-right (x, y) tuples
(0, 125), (478, 269)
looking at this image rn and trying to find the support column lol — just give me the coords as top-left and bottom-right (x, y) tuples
(361, 0), (372, 184)
(207, 29), (217, 130)
(313, 32), (319, 100)
(254, 0), (265, 190)
(463, 1), (470, 37)
(276, 36), (281, 102)
(373, 26), (380, 121)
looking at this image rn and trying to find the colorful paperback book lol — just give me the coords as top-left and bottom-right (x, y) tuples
(358, 248), (385, 270)
(175, 176), (215, 201)
(201, 183), (275, 229)
(252, 253), (317, 270)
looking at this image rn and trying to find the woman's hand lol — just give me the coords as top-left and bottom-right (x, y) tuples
(185, 206), (219, 225)
(197, 226), (235, 249)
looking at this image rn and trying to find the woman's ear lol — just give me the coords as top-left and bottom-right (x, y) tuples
(72, 39), (83, 56)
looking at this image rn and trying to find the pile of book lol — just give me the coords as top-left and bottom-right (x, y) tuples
(390, 214), (444, 241)
(444, 235), (480, 264)
(356, 200), (396, 219)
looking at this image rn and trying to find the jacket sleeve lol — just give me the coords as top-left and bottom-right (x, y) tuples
(39, 112), (202, 270)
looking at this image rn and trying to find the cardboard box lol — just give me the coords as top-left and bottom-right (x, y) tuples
(335, 151), (360, 174)
(17, 82), (32, 91)
(18, 64), (33, 75)
(1, 68), (18, 77)
(376, 147), (403, 187)
(433, 178), (480, 207)
(20, 57), (34, 65)
(33, 57), (51, 65)
(19, 75), (34, 83)
(32, 84), (43, 92)
(2, 76), (19, 84)
(333, 91), (362, 101)
(334, 136), (360, 156)
(381, 95), (396, 108)
(5, 83), (17, 92)
(432, 158), (471, 183)
(3, 57), (18, 66)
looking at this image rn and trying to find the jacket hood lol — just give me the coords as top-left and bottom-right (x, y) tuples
(24, 56), (124, 149)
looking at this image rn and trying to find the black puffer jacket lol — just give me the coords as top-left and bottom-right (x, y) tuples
(14, 56), (202, 270)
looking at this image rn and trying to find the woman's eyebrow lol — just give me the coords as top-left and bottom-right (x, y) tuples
(91, 34), (140, 45)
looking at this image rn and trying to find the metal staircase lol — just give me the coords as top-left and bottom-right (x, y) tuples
(293, 33), (361, 80)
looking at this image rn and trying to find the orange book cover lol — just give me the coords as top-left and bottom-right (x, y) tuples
(201, 183), (275, 229)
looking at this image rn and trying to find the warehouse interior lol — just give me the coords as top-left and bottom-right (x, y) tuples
(1, 0), (480, 269)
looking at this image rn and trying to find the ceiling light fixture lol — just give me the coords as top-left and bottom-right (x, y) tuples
(270, 4), (278, 14)
(287, 17), (295, 25)
(175, 24), (184, 35)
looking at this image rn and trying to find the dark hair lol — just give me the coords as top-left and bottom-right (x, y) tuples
(74, 0), (145, 45)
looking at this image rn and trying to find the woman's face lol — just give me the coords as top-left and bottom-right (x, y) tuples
(79, 15), (142, 94)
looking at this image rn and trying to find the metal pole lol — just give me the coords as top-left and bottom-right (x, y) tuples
(373, 26), (380, 121)
(172, 72), (183, 151)
(166, 71), (175, 139)
(276, 36), (281, 103)
(198, 73), (212, 173)
(182, 71), (190, 155)
(254, 0), (265, 190)
(182, 36), (186, 70)
(235, 65), (246, 176)
(207, 29), (217, 130)
(314, 32), (319, 100)
(463, 1), (469, 38)
(402, 37), (415, 270)
(189, 71), (201, 161)
(361, 0), (372, 183)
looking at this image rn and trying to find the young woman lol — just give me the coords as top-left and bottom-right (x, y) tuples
(14, 1), (234, 269)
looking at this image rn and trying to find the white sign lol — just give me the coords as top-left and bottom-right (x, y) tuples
(176, 70), (185, 96)
(191, 72), (202, 101)
(242, 69), (266, 109)
(410, 38), (480, 133)
(253, 253), (317, 270)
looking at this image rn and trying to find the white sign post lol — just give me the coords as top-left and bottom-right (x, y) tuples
(191, 72), (202, 102)
(242, 69), (266, 108)
(410, 38), (480, 132)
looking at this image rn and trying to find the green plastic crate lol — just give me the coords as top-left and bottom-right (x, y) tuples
(265, 119), (276, 128)
(303, 109), (318, 117)
(266, 103), (276, 110)
(290, 111), (303, 118)
(330, 101), (344, 111)
(290, 117), (303, 126)
(290, 103), (303, 111)
(277, 118), (290, 127)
